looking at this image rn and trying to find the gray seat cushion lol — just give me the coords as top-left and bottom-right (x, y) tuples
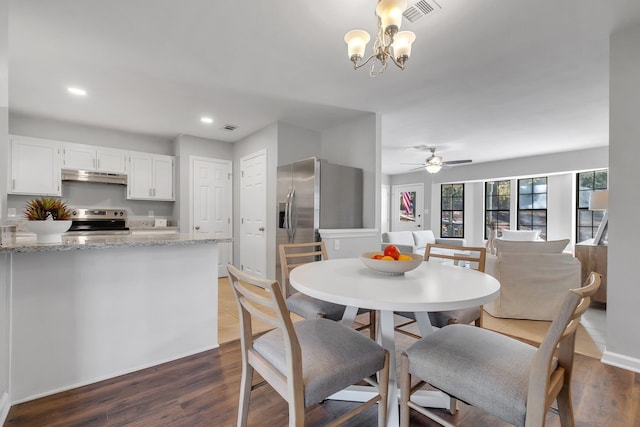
(396, 308), (481, 328)
(406, 324), (557, 427)
(286, 292), (346, 320)
(254, 318), (385, 406)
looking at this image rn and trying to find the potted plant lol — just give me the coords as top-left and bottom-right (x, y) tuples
(24, 197), (73, 244)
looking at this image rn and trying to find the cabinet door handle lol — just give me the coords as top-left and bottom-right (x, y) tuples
(12, 179), (15, 190)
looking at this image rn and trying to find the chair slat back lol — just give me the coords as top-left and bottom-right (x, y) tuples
(425, 243), (487, 272)
(227, 263), (300, 355)
(279, 242), (328, 297)
(526, 272), (601, 422)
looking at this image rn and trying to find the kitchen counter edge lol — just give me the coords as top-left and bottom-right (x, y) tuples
(0, 234), (232, 253)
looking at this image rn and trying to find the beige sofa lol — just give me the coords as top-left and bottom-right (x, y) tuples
(484, 239), (581, 321)
(381, 230), (466, 255)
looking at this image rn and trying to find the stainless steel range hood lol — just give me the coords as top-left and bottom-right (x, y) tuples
(61, 169), (127, 185)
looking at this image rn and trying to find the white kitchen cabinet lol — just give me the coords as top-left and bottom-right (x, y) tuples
(9, 135), (62, 196)
(127, 152), (175, 201)
(63, 143), (128, 173)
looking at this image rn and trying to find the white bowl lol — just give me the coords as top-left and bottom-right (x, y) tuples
(26, 220), (72, 244)
(360, 252), (423, 275)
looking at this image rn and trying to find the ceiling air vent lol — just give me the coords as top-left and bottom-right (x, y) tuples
(222, 124), (238, 132)
(403, 0), (442, 23)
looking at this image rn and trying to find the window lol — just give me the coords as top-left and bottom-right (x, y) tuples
(484, 180), (511, 239)
(576, 170), (608, 242)
(441, 183), (464, 238)
(517, 177), (547, 240)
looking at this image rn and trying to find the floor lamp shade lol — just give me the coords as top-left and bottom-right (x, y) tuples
(589, 190), (608, 245)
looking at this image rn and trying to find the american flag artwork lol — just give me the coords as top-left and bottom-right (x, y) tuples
(401, 191), (416, 222)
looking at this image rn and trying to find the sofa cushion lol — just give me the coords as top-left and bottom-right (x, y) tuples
(495, 239), (570, 255)
(383, 231), (415, 247)
(499, 229), (540, 241)
(412, 230), (436, 248)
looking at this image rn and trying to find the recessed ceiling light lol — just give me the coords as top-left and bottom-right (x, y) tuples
(200, 117), (213, 124)
(67, 87), (87, 96)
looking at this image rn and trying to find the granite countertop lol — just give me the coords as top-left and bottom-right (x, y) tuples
(0, 233), (232, 253)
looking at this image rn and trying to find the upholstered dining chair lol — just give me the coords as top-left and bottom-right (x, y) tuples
(227, 264), (390, 427)
(399, 272), (601, 427)
(395, 243), (487, 339)
(279, 241), (376, 339)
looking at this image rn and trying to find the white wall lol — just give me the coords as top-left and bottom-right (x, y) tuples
(172, 134), (233, 232)
(321, 113), (379, 229)
(9, 113), (173, 154)
(432, 146), (608, 184)
(277, 122), (321, 165)
(606, 24), (640, 372)
(0, 0), (10, 419)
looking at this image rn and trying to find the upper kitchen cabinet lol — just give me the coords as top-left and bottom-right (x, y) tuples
(127, 151), (175, 201)
(9, 135), (62, 196)
(62, 142), (128, 173)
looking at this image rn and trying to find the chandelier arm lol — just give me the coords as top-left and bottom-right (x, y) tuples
(389, 54), (407, 70)
(352, 54), (377, 70)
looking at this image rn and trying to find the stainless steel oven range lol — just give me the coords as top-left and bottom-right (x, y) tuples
(66, 208), (130, 236)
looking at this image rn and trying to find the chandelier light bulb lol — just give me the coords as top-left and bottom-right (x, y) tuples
(344, 30), (371, 60)
(392, 31), (416, 61)
(376, 0), (408, 33)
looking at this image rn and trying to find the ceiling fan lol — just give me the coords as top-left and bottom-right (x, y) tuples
(402, 146), (472, 174)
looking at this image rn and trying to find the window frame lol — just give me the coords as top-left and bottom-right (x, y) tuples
(517, 177), (548, 240)
(440, 183), (465, 238)
(576, 169), (608, 242)
(484, 179), (511, 239)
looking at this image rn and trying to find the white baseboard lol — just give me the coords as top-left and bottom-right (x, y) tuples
(601, 349), (640, 373)
(0, 391), (10, 425)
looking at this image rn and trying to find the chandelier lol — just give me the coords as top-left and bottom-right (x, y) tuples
(344, 0), (416, 77)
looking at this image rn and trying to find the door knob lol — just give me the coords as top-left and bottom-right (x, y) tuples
(195, 225), (200, 230)
(259, 227), (265, 232)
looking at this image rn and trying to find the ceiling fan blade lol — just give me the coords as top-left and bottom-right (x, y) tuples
(443, 159), (472, 165)
(400, 162), (425, 166)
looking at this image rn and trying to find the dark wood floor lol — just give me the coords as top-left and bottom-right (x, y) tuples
(4, 336), (640, 427)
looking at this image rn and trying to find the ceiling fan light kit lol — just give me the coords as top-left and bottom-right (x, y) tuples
(401, 146), (473, 174)
(425, 163), (442, 174)
(344, 0), (416, 77)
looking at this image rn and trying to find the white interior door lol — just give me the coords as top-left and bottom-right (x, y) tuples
(381, 184), (390, 233)
(240, 150), (267, 278)
(191, 156), (232, 277)
(392, 183), (424, 231)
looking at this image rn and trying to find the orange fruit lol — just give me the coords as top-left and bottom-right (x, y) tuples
(398, 254), (412, 261)
(380, 256), (395, 261)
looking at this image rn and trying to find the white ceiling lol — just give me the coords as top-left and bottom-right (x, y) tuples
(8, 0), (640, 174)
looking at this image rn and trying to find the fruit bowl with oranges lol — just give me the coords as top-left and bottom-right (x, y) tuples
(360, 245), (423, 275)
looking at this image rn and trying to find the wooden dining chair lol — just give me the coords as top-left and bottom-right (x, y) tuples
(279, 241), (376, 339)
(399, 272), (601, 427)
(395, 243), (487, 339)
(227, 263), (390, 427)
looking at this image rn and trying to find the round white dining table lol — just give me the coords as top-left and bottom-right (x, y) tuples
(289, 257), (501, 427)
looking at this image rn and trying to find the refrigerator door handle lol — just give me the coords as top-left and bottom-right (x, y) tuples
(288, 189), (296, 241)
(283, 190), (291, 231)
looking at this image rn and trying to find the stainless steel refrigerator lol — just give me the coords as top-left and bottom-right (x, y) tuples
(276, 158), (363, 283)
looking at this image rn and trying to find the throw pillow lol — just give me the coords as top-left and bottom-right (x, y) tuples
(412, 230), (436, 247)
(499, 229), (540, 241)
(383, 231), (415, 246)
(495, 239), (570, 255)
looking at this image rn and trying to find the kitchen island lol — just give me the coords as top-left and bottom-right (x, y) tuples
(1, 233), (230, 403)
